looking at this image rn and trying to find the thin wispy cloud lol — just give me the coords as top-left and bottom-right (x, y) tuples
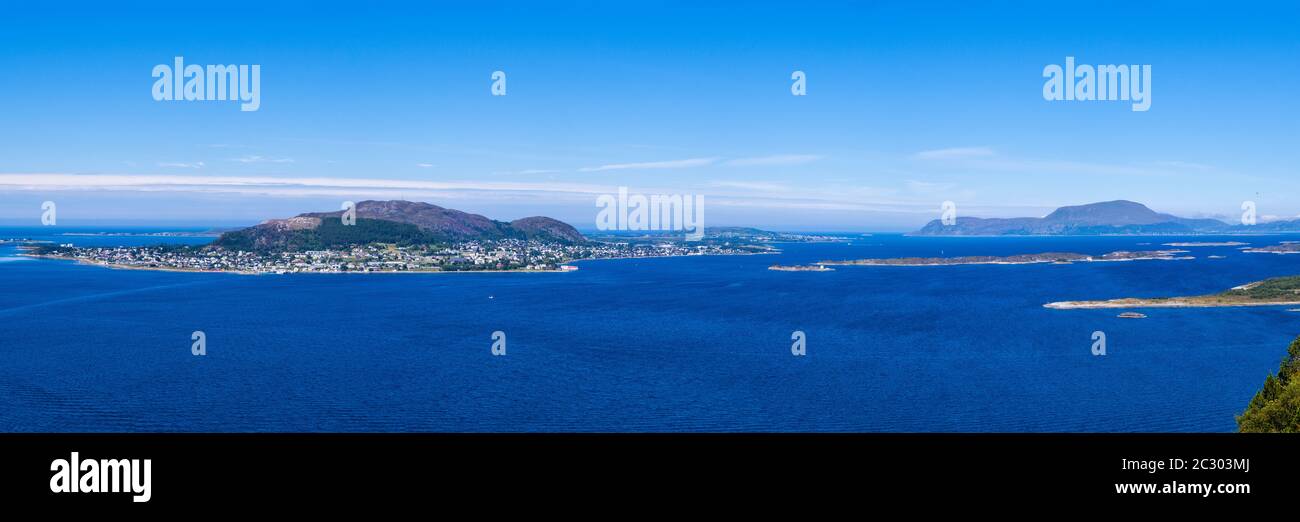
(0, 173), (939, 215)
(706, 196), (920, 213)
(970, 157), (1185, 177)
(0, 174), (608, 198)
(708, 181), (792, 192)
(905, 180), (957, 193)
(913, 147), (997, 160)
(1147, 160), (1215, 171)
(723, 154), (823, 167)
(231, 155), (295, 164)
(914, 148), (1207, 178)
(416, 163), (435, 168)
(157, 161), (204, 169)
(578, 157), (719, 172)
(488, 168), (563, 176)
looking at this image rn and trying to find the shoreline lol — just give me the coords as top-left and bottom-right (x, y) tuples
(902, 232), (1300, 238)
(568, 250), (777, 263)
(1163, 242), (1249, 247)
(1045, 299), (1300, 309)
(24, 249), (776, 275)
(22, 253), (573, 275)
(820, 256), (1193, 267)
(1045, 275), (1300, 310)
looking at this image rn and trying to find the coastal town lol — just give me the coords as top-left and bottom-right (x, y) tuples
(21, 238), (775, 274)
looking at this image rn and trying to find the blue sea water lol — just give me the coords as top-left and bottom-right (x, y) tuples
(2, 227), (1299, 432)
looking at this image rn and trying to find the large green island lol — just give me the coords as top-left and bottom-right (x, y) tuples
(1045, 275), (1300, 309)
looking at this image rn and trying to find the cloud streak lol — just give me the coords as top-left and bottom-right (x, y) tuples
(578, 157), (718, 172)
(913, 147), (996, 160)
(231, 155), (295, 164)
(0, 173), (941, 214)
(0, 174), (610, 200)
(722, 154), (823, 167)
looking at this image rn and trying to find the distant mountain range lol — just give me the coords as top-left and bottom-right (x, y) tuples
(914, 200), (1300, 236)
(213, 200), (585, 251)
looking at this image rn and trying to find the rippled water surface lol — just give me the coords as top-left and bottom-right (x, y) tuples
(2, 228), (1298, 432)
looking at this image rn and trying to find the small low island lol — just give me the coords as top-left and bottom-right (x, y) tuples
(1243, 243), (1300, 254)
(1162, 241), (1248, 247)
(814, 250), (1192, 267)
(768, 264), (834, 272)
(1045, 275), (1300, 309)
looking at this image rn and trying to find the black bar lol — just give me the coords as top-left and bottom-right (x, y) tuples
(0, 434), (1283, 508)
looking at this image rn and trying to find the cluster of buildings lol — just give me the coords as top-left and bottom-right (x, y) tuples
(40, 238), (769, 274)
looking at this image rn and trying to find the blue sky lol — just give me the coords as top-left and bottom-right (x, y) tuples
(1, 1), (1297, 231)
